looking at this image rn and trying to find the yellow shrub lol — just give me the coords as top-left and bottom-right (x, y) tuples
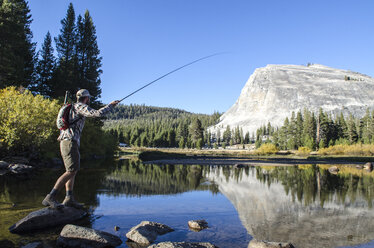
(254, 143), (278, 155)
(0, 87), (60, 155)
(318, 144), (374, 156)
(297, 146), (312, 156)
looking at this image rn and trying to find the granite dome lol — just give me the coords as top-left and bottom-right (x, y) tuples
(209, 64), (374, 136)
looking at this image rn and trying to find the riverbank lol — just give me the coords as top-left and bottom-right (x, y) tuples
(121, 147), (374, 165)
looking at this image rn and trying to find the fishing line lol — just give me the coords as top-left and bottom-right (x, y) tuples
(119, 52), (225, 102)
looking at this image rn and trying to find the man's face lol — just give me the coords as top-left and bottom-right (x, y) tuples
(84, 97), (90, 105)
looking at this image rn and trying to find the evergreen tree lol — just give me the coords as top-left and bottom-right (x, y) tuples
(167, 129), (176, 147)
(223, 125), (231, 143)
(189, 118), (204, 147)
(361, 109), (371, 144)
(244, 131), (250, 144)
(234, 126), (241, 144)
(295, 111), (303, 148)
(216, 129), (221, 145)
(33, 31), (55, 96)
(52, 2), (77, 98)
(317, 108), (329, 148)
(347, 114), (358, 144)
(76, 10), (102, 104)
(207, 131), (212, 147)
(0, 0), (35, 88)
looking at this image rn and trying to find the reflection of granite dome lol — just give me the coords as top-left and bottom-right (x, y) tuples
(209, 64), (374, 135)
(205, 167), (374, 248)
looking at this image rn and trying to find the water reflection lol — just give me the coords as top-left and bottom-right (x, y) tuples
(104, 160), (219, 196)
(204, 165), (374, 248)
(1, 159), (374, 248)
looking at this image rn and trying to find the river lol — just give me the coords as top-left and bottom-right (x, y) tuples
(1, 159), (374, 247)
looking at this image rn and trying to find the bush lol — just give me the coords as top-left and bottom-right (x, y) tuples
(0, 87), (118, 160)
(296, 146), (312, 156)
(318, 144), (374, 156)
(0, 87), (60, 157)
(254, 143), (278, 155)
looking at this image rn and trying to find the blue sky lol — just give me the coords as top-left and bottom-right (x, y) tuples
(28, 0), (374, 114)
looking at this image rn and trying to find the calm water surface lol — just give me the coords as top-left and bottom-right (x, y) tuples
(1, 159), (374, 248)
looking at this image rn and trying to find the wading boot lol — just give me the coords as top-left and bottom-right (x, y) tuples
(42, 194), (64, 209)
(62, 195), (84, 209)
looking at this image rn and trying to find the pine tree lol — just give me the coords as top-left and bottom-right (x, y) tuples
(347, 114), (358, 144)
(52, 3), (77, 98)
(33, 32), (55, 96)
(223, 125), (231, 143)
(76, 10), (102, 104)
(317, 109), (329, 148)
(361, 109), (371, 144)
(244, 132), (250, 144)
(189, 118), (204, 146)
(0, 0), (35, 88)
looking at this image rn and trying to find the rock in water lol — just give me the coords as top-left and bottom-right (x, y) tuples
(0, 160), (9, 169)
(209, 64), (374, 136)
(188, 220), (208, 231)
(8, 163), (33, 174)
(57, 224), (122, 248)
(248, 239), (295, 248)
(328, 166), (339, 174)
(148, 242), (218, 248)
(21, 242), (43, 248)
(126, 221), (174, 245)
(9, 207), (87, 233)
(364, 162), (373, 172)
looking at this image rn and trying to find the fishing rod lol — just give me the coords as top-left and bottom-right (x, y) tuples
(119, 53), (224, 102)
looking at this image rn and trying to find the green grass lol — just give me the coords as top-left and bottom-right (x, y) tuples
(128, 147), (374, 163)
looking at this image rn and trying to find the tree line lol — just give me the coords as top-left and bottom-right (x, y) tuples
(104, 104), (221, 149)
(255, 108), (374, 150)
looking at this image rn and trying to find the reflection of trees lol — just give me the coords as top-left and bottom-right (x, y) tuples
(254, 165), (374, 207)
(0, 159), (118, 209)
(104, 160), (219, 196)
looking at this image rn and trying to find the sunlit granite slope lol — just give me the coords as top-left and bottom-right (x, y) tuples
(209, 64), (374, 135)
(204, 167), (374, 248)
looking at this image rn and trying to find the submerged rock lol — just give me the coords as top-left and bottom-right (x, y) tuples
(8, 163), (33, 174)
(9, 206), (87, 233)
(21, 242), (43, 248)
(126, 221), (174, 245)
(57, 224), (122, 248)
(248, 239), (295, 248)
(148, 242), (218, 248)
(188, 220), (208, 231)
(0, 160), (9, 169)
(328, 166), (339, 174)
(364, 162), (373, 172)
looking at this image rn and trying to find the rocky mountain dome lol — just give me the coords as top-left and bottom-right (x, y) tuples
(209, 64), (374, 136)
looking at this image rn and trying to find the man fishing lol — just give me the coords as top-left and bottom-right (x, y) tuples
(41, 53), (221, 209)
(42, 89), (119, 209)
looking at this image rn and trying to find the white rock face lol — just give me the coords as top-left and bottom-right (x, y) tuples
(209, 64), (374, 136)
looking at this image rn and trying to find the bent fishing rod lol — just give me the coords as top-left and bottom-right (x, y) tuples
(119, 53), (224, 102)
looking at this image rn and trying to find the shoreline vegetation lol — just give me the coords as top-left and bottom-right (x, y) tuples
(123, 146), (374, 165)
